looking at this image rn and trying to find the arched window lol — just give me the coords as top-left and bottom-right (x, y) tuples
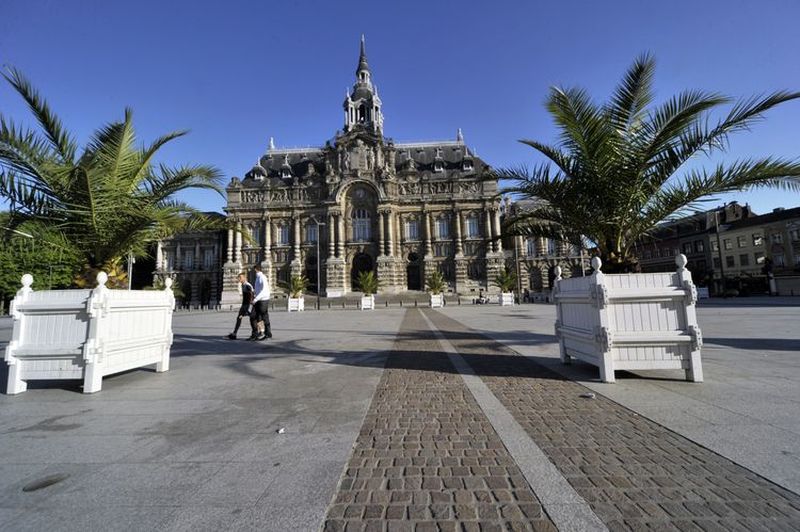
(353, 209), (371, 242)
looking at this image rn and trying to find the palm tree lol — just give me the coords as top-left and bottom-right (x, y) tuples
(499, 54), (800, 273)
(0, 67), (224, 286)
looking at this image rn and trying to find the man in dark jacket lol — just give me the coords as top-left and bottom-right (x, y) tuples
(226, 273), (253, 340)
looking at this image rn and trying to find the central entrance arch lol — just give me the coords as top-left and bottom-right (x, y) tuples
(351, 253), (373, 289)
(407, 252), (422, 291)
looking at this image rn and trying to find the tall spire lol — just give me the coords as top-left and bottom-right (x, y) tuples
(357, 34), (370, 77)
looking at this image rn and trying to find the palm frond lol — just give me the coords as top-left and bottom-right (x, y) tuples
(2, 67), (76, 163)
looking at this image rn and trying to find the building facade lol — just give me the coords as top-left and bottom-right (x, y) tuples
(637, 202), (800, 295)
(161, 38), (507, 304)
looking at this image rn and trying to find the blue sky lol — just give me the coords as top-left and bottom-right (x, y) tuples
(2, 0), (799, 215)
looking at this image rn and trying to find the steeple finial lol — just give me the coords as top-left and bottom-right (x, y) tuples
(268, 137), (275, 151)
(457, 128), (464, 142)
(356, 35), (370, 78)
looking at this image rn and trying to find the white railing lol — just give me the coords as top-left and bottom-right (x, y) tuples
(4, 273), (175, 394)
(554, 255), (703, 383)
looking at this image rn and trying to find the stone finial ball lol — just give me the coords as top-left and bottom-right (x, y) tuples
(676, 254), (688, 269)
(96, 272), (109, 286)
(591, 256), (602, 272)
(164, 278), (174, 289)
(21, 273), (33, 287)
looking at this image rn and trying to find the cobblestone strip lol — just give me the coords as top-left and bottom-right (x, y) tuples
(322, 309), (558, 532)
(419, 310), (607, 532)
(424, 310), (800, 532)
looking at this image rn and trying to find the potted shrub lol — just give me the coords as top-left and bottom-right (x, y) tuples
(425, 271), (446, 308)
(357, 270), (379, 310)
(282, 275), (308, 312)
(493, 268), (517, 306)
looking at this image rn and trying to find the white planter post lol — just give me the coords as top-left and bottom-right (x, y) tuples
(4, 274), (34, 394)
(499, 292), (514, 306)
(678, 255), (704, 382)
(429, 294), (443, 308)
(554, 254), (703, 383)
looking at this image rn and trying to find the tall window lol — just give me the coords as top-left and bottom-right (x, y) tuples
(165, 251), (175, 271)
(437, 216), (450, 239)
(546, 239), (556, 256)
(737, 236), (747, 248)
(405, 219), (420, 240)
(753, 234), (764, 246)
(526, 238), (536, 257)
(184, 251), (194, 270)
(772, 233), (783, 244)
(723, 239), (733, 250)
(739, 254), (750, 266)
(204, 249), (214, 270)
(353, 209), (371, 242)
(250, 225), (262, 247)
(466, 215), (480, 238)
(773, 254), (785, 267)
(278, 224), (289, 245)
(306, 223), (318, 243)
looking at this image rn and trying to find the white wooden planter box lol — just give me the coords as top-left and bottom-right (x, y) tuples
(287, 297), (305, 312)
(4, 273), (175, 395)
(499, 292), (514, 306)
(361, 295), (375, 310)
(554, 255), (703, 383)
(429, 294), (444, 308)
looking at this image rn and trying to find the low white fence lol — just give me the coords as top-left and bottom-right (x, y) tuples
(554, 255), (703, 383)
(4, 273), (175, 394)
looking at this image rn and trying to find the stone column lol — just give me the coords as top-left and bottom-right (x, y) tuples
(386, 210), (394, 257)
(424, 211), (433, 256)
(484, 209), (493, 252)
(378, 210), (385, 256)
(234, 224), (242, 264)
(156, 240), (164, 271)
(263, 218), (271, 254)
(328, 213), (336, 257)
(226, 228), (233, 263)
(176, 243), (182, 269)
(337, 214), (345, 258)
(493, 209), (503, 253)
(293, 216), (301, 261)
(194, 240), (201, 271)
(455, 209), (463, 256)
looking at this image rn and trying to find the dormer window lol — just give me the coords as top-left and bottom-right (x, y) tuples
(462, 159), (473, 171)
(434, 161), (444, 173)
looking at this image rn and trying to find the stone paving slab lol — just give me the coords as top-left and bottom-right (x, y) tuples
(425, 309), (800, 531)
(322, 309), (558, 531)
(437, 304), (800, 494)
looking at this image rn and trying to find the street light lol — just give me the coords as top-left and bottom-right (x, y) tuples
(309, 216), (326, 309)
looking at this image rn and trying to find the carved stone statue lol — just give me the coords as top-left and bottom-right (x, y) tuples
(366, 148), (374, 170)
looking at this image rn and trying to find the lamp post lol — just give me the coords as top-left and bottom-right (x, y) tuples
(309, 216), (326, 309)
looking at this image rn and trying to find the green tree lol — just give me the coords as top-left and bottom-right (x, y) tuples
(0, 67), (224, 287)
(0, 218), (79, 311)
(499, 54), (800, 273)
(493, 267), (517, 293)
(356, 270), (380, 295)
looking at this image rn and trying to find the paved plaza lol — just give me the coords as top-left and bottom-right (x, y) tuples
(1, 300), (799, 531)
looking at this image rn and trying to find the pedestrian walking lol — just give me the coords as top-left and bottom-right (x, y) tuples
(248, 263), (272, 341)
(226, 273), (253, 340)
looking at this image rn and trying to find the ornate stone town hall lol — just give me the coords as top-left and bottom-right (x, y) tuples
(155, 38), (586, 305)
